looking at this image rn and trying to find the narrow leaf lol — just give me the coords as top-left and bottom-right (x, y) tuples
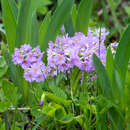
(93, 54), (112, 98)
(71, 4), (77, 29)
(106, 47), (114, 84)
(41, 0), (74, 51)
(76, 0), (93, 34)
(114, 24), (130, 85)
(30, 12), (39, 47)
(1, 0), (18, 54)
(39, 12), (51, 48)
(64, 15), (75, 36)
(15, 0), (49, 47)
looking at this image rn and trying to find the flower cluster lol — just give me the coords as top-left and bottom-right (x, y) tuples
(12, 45), (50, 82)
(47, 28), (109, 74)
(12, 27), (118, 83)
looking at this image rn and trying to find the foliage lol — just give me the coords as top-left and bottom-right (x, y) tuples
(0, 0), (130, 129)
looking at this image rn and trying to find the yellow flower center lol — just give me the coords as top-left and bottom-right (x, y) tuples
(87, 54), (91, 57)
(75, 40), (78, 43)
(20, 56), (22, 59)
(59, 57), (62, 60)
(102, 60), (104, 64)
(29, 74), (32, 77)
(84, 64), (87, 67)
(30, 54), (33, 58)
(62, 64), (65, 67)
(34, 68), (37, 71)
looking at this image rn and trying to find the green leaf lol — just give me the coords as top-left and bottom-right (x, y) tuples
(15, 0), (50, 47)
(125, 6), (130, 16)
(106, 47), (114, 84)
(96, 113), (108, 129)
(92, 54), (112, 99)
(113, 0), (121, 8)
(96, 96), (112, 129)
(39, 12), (51, 48)
(49, 84), (67, 100)
(55, 108), (66, 120)
(76, 0), (93, 34)
(0, 56), (8, 77)
(3, 50), (24, 94)
(114, 24), (130, 85)
(2, 79), (20, 105)
(41, 0), (74, 51)
(0, 101), (10, 112)
(48, 74), (67, 100)
(30, 12), (39, 47)
(57, 114), (74, 124)
(71, 4), (77, 29)
(43, 92), (72, 105)
(112, 69), (124, 107)
(126, 70), (130, 125)
(42, 102), (66, 118)
(64, 15), (75, 36)
(108, 107), (125, 129)
(1, 0), (18, 54)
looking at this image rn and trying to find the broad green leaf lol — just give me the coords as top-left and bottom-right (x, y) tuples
(2, 79), (20, 105)
(39, 12), (51, 48)
(76, 0), (93, 34)
(114, 24), (130, 85)
(106, 47), (114, 84)
(15, 0), (50, 47)
(41, 0), (74, 51)
(92, 54), (112, 99)
(1, 0), (18, 54)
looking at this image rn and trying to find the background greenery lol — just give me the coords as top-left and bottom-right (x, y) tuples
(0, 0), (130, 129)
